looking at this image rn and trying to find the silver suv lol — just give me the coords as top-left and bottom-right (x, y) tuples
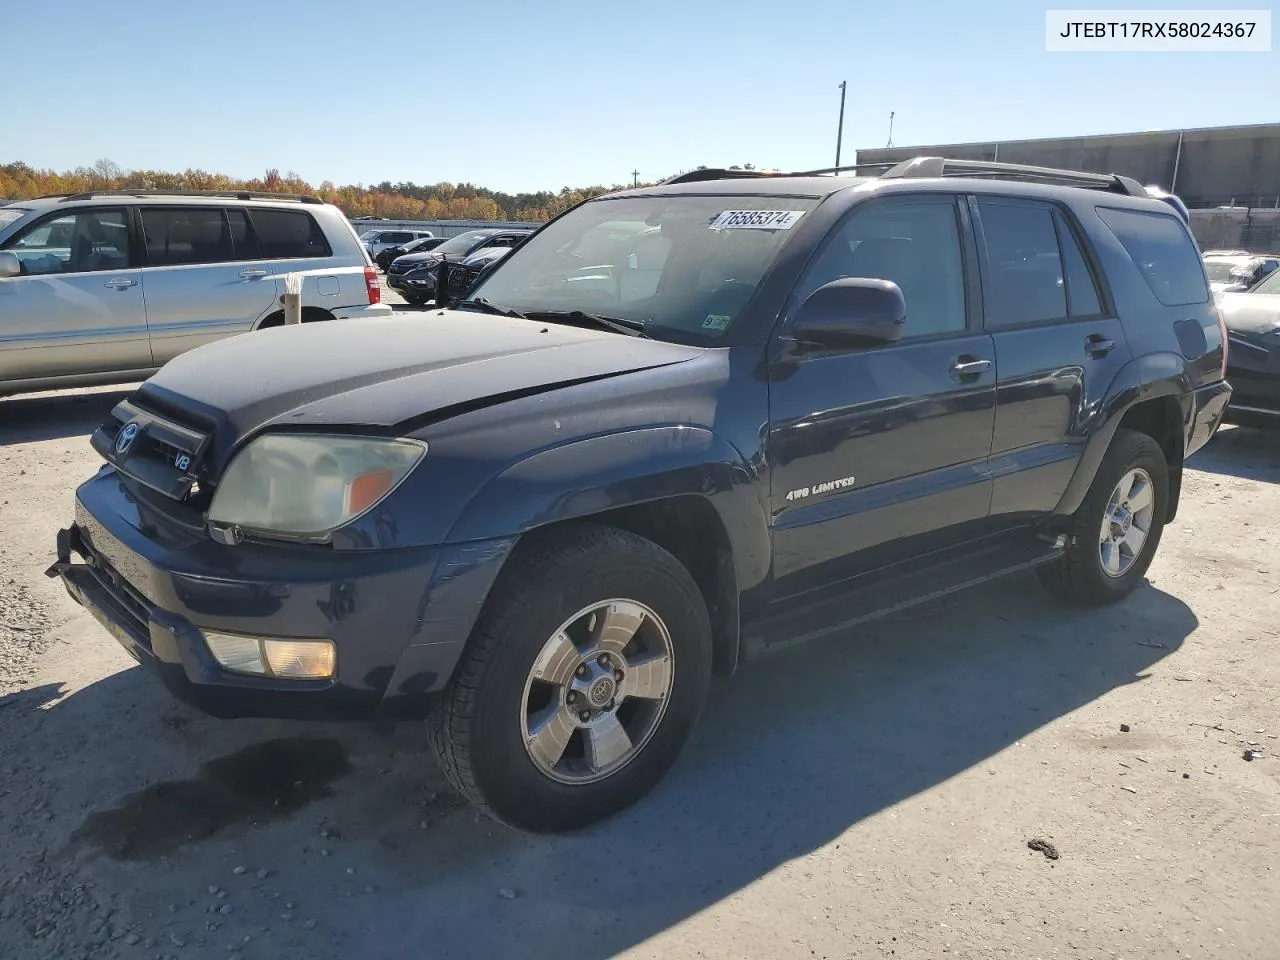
(0, 190), (392, 397)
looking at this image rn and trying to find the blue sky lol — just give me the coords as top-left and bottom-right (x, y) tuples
(4, 0), (1276, 192)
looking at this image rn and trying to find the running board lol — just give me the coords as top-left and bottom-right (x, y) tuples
(742, 533), (1066, 659)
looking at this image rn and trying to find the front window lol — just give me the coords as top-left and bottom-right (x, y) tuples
(1, 210), (131, 274)
(1251, 268), (1280, 296)
(469, 195), (820, 342)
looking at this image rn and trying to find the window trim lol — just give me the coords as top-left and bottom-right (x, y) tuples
(0, 205), (138, 277)
(968, 195), (1115, 333)
(780, 192), (975, 347)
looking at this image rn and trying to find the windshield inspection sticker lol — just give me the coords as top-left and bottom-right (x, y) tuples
(708, 210), (806, 231)
(703, 314), (732, 331)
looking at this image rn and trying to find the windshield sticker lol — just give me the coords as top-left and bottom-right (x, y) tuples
(703, 314), (732, 331)
(708, 210), (806, 231)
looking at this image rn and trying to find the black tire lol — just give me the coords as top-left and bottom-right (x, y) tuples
(1037, 428), (1169, 606)
(427, 523), (713, 832)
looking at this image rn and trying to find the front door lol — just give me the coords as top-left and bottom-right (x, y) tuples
(138, 207), (281, 365)
(0, 207), (151, 384)
(766, 195), (997, 599)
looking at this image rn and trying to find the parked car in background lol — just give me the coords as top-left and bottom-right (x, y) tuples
(436, 246), (514, 304)
(386, 228), (532, 305)
(1217, 266), (1280, 428)
(0, 190), (390, 398)
(360, 228), (434, 261)
(375, 235), (445, 271)
(51, 157), (1228, 832)
(1203, 252), (1280, 294)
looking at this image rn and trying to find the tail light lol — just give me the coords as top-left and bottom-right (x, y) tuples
(364, 266), (381, 305)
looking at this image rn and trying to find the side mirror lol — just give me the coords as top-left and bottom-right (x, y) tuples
(792, 278), (907, 348)
(0, 251), (19, 279)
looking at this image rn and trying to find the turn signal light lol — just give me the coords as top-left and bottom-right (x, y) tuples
(204, 631), (336, 680)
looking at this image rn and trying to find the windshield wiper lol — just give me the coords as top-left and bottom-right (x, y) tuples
(452, 298), (528, 319)
(523, 310), (649, 338)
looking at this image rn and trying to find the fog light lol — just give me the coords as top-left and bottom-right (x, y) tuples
(263, 639), (336, 679)
(204, 632), (267, 675)
(203, 631), (335, 680)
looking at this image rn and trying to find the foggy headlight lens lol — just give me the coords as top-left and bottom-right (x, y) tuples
(207, 434), (426, 539)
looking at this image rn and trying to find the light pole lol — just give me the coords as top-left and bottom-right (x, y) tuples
(835, 80), (847, 169)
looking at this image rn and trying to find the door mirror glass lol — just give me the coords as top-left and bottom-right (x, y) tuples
(0, 251), (19, 278)
(793, 278), (907, 348)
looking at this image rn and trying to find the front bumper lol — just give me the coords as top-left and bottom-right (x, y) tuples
(47, 470), (515, 720)
(1224, 329), (1280, 422)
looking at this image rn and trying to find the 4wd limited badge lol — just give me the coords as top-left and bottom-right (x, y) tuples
(785, 476), (856, 502)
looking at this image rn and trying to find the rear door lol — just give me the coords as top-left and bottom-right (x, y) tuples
(0, 207), (151, 383)
(766, 194), (997, 597)
(139, 206), (280, 365)
(970, 196), (1130, 521)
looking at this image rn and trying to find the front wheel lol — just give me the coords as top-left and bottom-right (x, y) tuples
(1037, 429), (1169, 606)
(427, 524), (712, 832)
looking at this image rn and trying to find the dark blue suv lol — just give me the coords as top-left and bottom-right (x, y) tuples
(49, 157), (1231, 832)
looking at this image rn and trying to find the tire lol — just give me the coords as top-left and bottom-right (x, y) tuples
(427, 523), (713, 832)
(1037, 428), (1169, 606)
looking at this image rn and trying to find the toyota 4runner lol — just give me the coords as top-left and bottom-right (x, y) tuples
(48, 158), (1230, 832)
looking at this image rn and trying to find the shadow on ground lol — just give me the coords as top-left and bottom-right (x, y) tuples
(2, 572), (1198, 959)
(0, 389), (132, 446)
(1188, 423), (1280, 482)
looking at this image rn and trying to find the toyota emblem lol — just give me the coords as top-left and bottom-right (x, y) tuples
(115, 422), (140, 456)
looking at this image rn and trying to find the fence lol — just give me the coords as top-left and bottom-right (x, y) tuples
(1189, 207), (1280, 253)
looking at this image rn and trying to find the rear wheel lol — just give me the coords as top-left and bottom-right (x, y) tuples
(1038, 429), (1169, 606)
(427, 524), (712, 832)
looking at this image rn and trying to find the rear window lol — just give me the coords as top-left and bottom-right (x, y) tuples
(247, 209), (332, 259)
(1096, 207), (1207, 306)
(142, 207), (233, 266)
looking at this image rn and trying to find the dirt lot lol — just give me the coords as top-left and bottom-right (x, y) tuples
(1, 381), (1278, 960)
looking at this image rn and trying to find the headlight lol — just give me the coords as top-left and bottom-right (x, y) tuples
(207, 434), (426, 540)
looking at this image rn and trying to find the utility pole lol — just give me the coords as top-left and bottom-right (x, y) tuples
(886, 111), (895, 148)
(835, 81), (847, 169)
(631, 170), (640, 187)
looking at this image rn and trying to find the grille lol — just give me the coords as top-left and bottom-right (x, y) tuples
(91, 396), (212, 503)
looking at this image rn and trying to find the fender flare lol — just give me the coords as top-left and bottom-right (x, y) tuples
(1053, 352), (1188, 518)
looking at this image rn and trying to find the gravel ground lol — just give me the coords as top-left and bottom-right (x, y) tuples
(1, 381), (1278, 960)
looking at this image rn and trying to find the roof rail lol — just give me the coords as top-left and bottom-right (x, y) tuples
(878, 156), (1149, 198)
(41, 189), (325, 205)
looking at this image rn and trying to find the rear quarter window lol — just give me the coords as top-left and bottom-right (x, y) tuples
(1095, 207), (1207, 307)
(246, 208), (333, 259)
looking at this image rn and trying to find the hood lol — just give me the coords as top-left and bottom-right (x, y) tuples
(136, 312), (701, 474)
(1217, 291), (1280, 337)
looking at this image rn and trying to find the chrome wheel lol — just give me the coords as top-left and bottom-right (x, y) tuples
(1098, 467), (1155, 578)
(520, 599), (675, 785)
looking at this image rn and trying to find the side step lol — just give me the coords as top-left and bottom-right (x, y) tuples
(742, 532), (1066, 659)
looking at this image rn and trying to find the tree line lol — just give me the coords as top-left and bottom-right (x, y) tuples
(0, 159), (652, 223)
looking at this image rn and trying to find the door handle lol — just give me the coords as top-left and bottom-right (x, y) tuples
(1085, 334), (1116, 358)
(239, 269), (268, 279)
(103, 278), (137, 290)
(950, 357), (992, 379)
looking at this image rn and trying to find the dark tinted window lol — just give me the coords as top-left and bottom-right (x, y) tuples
(141, 208), (233, 266)
(977, 201), (1065, 326)
(1053, 211), (1104, 316)
(2, 209), (131, 274)
(796, 199), (967, 338)
(247, 209), (332, 259)
(1096, 207), (1208, 306)
(226, 209), (262, 259)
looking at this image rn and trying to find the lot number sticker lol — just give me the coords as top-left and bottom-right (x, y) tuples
(709, 210), (806, 231)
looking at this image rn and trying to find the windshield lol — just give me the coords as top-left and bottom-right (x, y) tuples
(434, 231), (498, 256)
(1252, 268), (1280, 296)
(470, 195), (819, 342)
(0, 208), (28, 231)
(1204, 259), (1247, 282)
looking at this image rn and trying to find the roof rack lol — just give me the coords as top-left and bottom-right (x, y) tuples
(877, 156), (1149, 197)
(660, 168), (786, 185)
(39, 189), (325, 204)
